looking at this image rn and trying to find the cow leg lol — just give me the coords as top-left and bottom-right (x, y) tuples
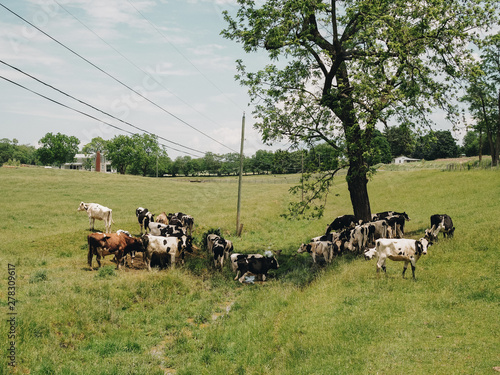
(402, 261), (409, 278)
(239, 271), (250, 283)
(87, 248), (94, 270)
(376, 256), (386, 273)
(145, 253), (152, 271)
(234, 270), (240, 281)
(96, 253), (102, 268)
(170, 252), (176, 269)
(410, 259), (417, 279)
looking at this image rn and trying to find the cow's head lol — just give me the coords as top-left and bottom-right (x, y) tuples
(416, 238), (430, 255)
(424, 228), (437, 243)
(77, 202), (88, 211)
(184, 235), (193, 253)
(363, 247), (377, 260)
(402, 212), (411, 221)
(266, 256), (279, 269)
(297, 243), (311, 254)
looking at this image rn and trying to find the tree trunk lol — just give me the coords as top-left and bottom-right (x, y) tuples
(347, 162), (372, 223)
(479, 128), (483, 161)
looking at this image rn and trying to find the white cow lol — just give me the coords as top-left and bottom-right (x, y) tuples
(78, 202), (114, 232)
(364, 238), (431, 279)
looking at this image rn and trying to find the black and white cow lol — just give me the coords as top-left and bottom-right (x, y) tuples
(343, 223), (371, 253)
(365, 220), (390, 246)
(325, 214), (357, 234)
(136, 207), (154, 234)
(148, 222), (186, 237)
(233, 252), (279, 283)
(373, 211), (410, 222)
(230, 253), (264, 278)
(427, 214), (455, 239)
(208, 234), (234, 269)
(141, 234), (192, 271)
(364, 237), (431, 279)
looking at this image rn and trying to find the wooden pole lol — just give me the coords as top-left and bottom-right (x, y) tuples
(236, 112), (245, 236)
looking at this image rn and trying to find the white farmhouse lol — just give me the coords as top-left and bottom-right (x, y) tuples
(392, 156), (421, 164)
(63, 153), (115, 172)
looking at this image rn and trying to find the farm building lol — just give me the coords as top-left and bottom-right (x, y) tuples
(392, 156), (421, 164)
(63, 153), (115, 172)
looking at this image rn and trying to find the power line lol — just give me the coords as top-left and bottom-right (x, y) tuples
(54, 0), (231, 136)
(0, 2), (238, 154)
(0, 59), (205, 155)
(126, 0), (246, 113)
(0, 74), (202, 157)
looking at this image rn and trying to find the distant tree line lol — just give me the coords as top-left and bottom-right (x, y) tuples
(0, 126), (493, 175)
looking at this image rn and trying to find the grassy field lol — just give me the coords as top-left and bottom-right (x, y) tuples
(0, 164), (499, 374)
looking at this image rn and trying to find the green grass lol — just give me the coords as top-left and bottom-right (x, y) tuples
(0, 165), (498, 374)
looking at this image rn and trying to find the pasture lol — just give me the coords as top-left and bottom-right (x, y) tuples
(0, 164), (499, 374)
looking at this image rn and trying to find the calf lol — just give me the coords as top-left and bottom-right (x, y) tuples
(297, 241), (338, 264)
(87, 232), (144, 270)
(428, 214), (455, 239)
(136, 207), (154, 234)
(364, 238), (431, 279)
(234, 253), (279, 283)
(78, 202), (114, 232)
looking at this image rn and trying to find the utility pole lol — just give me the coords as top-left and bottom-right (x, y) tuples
(236, 112), (245, 236)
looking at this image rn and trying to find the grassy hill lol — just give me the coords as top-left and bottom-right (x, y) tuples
(1, 164), (498, 374)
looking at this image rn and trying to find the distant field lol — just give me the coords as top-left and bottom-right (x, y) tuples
(0, 164), (498, 374)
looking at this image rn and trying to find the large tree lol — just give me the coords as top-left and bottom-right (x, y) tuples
(106, 135), (135, 174)
(129, 133), (164, 177)
(36, 132), (79, 168)
(222, 0), (497, 221)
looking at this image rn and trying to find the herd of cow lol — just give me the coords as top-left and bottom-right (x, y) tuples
(78, 201), (455, 281)
(299, 211), (455, 279)
(78, 202), (281, 282)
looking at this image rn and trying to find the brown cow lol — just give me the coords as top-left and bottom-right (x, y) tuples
(87, 232), (144, 270)
(155, 212), (168, 224)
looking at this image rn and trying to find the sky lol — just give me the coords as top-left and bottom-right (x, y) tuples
(0, 0), (284, 159)
(0, 0), (479, 160)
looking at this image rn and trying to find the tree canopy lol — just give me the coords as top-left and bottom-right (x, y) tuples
(222, 0), (498, 220)
(36, 132), (79, 167)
